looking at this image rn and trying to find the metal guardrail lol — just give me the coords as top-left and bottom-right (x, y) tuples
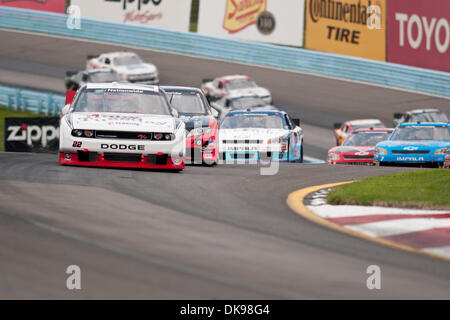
(0, 84), (65, 116)
(0, 7), (449, 98)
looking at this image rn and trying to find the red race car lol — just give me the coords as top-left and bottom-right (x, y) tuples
(333, 119), (385, 146)
(327, 128), (394, 165)
(162, 86), (218, 165)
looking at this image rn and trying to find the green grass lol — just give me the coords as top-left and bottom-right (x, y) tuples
(0, 106), (44, 152)
(189, 0), (199, 32)
(327, 170), (450, 210)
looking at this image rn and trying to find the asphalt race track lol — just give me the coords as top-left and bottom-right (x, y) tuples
(1, 154), (450, 298)
(1, 30), (450, 299)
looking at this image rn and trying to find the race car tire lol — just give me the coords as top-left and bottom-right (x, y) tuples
(300, 142), (304, 163)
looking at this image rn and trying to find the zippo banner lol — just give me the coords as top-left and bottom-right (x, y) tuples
(197, 0), (305, 47)
(0, 0), (64, 13)
(387, 0), (450, 73)
(305, 0), (386, 61)
(70, 0), (192, 32)
(4, 117), (60, 153)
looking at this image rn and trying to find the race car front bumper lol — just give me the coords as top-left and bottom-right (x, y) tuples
(59, 124), (185, 170)
(59, 152), (184, 169)
(374, 154), (446, 167)
(220, 151), (288, 162)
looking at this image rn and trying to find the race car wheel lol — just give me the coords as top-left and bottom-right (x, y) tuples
(300, 143), (304, 163)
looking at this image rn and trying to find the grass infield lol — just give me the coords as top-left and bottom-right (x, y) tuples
(0, 106), (44, 152)
(327, 170), (450, 210)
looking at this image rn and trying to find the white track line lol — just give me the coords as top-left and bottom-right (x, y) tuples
(307, 204), (448, 218)
(424, 246), (450, 257)
(347, 218), (450, 238)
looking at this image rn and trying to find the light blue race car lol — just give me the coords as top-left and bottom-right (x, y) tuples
(374, 122), (450, 168)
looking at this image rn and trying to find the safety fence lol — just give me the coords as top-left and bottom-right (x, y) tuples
(0, 84), (65, 116)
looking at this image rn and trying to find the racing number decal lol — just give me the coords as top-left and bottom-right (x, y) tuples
(73, 141), (82, 148)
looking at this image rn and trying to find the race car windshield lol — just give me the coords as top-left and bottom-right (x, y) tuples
(73, 88), (170, 115)
(344, 131), (391, 146)
(391, 126), (450, 141)
(230, 97), (266, 109)
(168, 93), (207, 115)
(90, 72), (122, 83)
(412, 112), (448, 123)
(221, 114), (284, 129)
(225, 79), (257, 90)
(113, 55), (143, 66)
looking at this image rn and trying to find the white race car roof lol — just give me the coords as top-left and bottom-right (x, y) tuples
(219, 75), (251, 81)
(227, 91), (260, 99)
(100, 51), (139, 58)
(410, 108), (442, 114)
(349, 119), (383, 125)
(85, 82), (159, 92)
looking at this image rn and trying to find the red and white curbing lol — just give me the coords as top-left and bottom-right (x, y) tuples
(308, 189), (450, 260)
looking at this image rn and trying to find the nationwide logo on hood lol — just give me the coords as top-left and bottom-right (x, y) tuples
(223, 0), (266, 34)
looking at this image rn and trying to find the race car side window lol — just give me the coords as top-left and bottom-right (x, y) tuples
(218, 82), (223, 89)
(105, 58), (111, 65)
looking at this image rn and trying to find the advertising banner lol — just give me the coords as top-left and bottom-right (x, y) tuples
(4, 117), (60, 152)
(305, 0), (386, 61)
(70, 0), (192, 32)
(0, 0), (65, 13)
(197, 0), (305, 47)
(387, 0), (450, 73)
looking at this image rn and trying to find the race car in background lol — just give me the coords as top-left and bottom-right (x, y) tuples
(65, 68), (123, 90)
(59, 83), (185, 170)
(393, 108), (448, 127)
(162, 86), (218, 165)
(201, 75), (272, 104)
(374, 122), (450, 168)
(211, 92), (278, 119)
(218, 110), (303, 163)
(334, 119), (385, 146)
(327, 128), (394, 165)
(86, 52), (159, 84)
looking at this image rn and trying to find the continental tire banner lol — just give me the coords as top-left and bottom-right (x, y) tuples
(387, 0), (450, 73)
(4, 117), (59, 152)
(0, 0), (64, 13)
(305, 0), (386, 61)
(198, 0), (305, 47)
(70, 0), (192, 32)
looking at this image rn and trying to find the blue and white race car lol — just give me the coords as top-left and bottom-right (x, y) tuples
(374, 122), (450, 168)
(218, 110), (303, 162)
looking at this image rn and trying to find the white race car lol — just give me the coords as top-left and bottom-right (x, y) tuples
(86, 52), (159, 84)
(59, 83), (185, 171)
(201, 75), (272, 104)
(219, 109), (303, 162)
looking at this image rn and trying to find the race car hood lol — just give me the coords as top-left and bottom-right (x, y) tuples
(71, 112), (175, 133)
(329, 146), (375, 154)
(180, 115), (215, 131)
(228, 87), (270, 98)
(376, 140), (450, 149)
(219, 128), (288, 141)
(113, 63), (157, 75)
